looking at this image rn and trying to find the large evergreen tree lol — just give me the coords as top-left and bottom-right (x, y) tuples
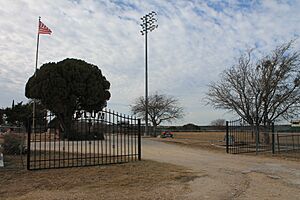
(25, 58), (111, 134)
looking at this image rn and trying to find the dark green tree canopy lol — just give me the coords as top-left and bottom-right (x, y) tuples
(3, 101), (46, 128)
(4, 101), (31, 126)
(25, 58), (110, 123)
(0, 108), (4, 125)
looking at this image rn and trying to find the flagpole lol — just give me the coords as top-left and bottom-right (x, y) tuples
(35, 17), (41, 73)
(33, 16), (41, 133)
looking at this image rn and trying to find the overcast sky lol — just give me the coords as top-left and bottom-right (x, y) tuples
(0, 0), (300, 125)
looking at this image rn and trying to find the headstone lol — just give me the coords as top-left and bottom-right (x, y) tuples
(224, 135), (235, 145)
(0, 153), (4, 167)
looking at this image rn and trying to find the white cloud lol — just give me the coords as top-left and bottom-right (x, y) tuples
(0, 0), (299, 125)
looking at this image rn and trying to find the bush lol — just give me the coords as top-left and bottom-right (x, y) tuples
(3, 133), (25, 155)
(66, 131), (105, 141)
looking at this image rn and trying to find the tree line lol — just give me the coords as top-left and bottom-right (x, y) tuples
(2, 40), (299, 138)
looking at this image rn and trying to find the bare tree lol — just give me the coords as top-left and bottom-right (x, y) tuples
(210, 119), (225, 127)
(207, 41), (300, 143)
(131, 93), (184, 135)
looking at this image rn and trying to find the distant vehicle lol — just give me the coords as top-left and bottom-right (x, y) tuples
(161, 131), (174, 138)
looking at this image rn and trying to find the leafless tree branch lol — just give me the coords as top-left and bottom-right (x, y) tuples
(130, 93), (184, 129)
(206, 41), (300, 127)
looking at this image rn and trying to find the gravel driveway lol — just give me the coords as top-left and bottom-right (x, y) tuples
(142, 138), (300, 200)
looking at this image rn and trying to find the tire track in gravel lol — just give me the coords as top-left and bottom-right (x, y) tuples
(142, 138), (300, 200)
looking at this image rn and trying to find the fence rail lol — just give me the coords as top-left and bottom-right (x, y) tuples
(273, 132), (300, 158)
(226, 119), (300, 158)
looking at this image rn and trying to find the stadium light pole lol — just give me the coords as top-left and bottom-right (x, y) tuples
(140, 11), (158, 136)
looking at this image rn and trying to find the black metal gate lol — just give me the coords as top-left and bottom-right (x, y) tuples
(273, 132), (300, 158)
(226, 119), (274, 154)
(27, 109), (141, 170)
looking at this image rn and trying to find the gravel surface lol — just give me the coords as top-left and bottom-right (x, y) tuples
(142, 138), (300, 200)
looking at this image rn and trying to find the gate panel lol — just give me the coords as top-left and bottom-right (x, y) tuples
(27, 109), (141, 170)
(226, 119), (273, 154)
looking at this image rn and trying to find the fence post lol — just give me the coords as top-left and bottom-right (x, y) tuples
(27, 118), (31, 170)
(138, 119), (142, 161)
(292, 134), (295, 150)
(272, 122), (275, 154)
(277, 133), (280, 153)
(255, 125), (259, 155)
(226, 121), (229, 153)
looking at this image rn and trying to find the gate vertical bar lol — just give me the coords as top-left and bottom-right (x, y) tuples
(131, 116), (133, 161)
(39, 122), (42, 168)
(134, 117), (137, 161)
(123, 114), (126, 162)
(226, 121), (229, 153)
(115, 111), (119, 163)
(54, 115), (56, 168)
(27, 119), (32, 170)
(49, 113), (52, 168)
(138, 119), (141, 161)
(277, 133), (280, 153)
(272, 122), (275, 154)
(109, 110), (112, 164)
(76, 115), (79, 167)
(292, 134), (295, 150)
(127, 115), (130, 162)
(118, 112), (122, 162)
(110, 111), (113, 163)
(100, 110), (103, 165)
(255, 125), (259, 155)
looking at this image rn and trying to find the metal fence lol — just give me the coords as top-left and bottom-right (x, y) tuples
(273, 132), (300, 158)
(27, 109), (141, 170)
(226, 119), (273, 154)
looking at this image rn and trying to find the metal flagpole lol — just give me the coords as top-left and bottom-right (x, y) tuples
(32, 16), (41, 133)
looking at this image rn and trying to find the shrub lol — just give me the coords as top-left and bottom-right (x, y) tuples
(66, 131), (105, 141)
(3, 133), (25, 154)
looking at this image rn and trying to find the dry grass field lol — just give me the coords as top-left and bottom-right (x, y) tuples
(0, 159), (197, 200)
(159, 131), (226, 152)
(173, 131), (225, 141)
(158, 131), (300, 160)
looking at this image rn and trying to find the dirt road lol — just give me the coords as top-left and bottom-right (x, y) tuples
(142, 138), (300, 200)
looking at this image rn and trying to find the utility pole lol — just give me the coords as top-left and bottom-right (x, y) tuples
(140, 11), (158, 136)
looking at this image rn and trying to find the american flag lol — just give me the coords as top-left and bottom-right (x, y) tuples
(38, 21), (52, 35)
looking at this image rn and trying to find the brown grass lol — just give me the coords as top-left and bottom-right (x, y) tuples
(157, 131), (226, 152)
(173, 131), (225, 141)
(0, 159), (197, 200)
(158, 132), (300, 161)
